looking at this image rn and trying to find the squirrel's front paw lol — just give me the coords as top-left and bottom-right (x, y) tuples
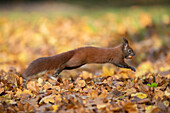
(131, 67), (136, 72)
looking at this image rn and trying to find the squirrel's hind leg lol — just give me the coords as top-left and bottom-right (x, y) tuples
(54, 64), (66, 77)
(48, 65), (65, 81)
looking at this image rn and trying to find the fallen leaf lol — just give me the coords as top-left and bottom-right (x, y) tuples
(97, 103), (108, 109)
(0, 88), (4, 94)
(125, 88), (137, 96)
(27, 81), (39, 93)
(39, 95), (55, 104)
(131, 92), (147, 99)
(80, 71), (93, 79)
(145, 105), (157, 113)
(43, 82), (53, 91)
(163, 100), (169, 107)
(131, 98), (150, 104)
(124, 102), (137, 113)
(76, 80), (86, 88)
(39, 94), (62, 104)
(165, 90), (170, 98)
(15, 89), (33, 98)
(38, 78), (44, 86)
(52, 104), (59, 112)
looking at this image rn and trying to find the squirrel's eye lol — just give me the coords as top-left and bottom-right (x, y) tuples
(128, 49), (132, 53)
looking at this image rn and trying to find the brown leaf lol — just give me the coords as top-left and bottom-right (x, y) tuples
(151, 107), (161, 113)
(0, 103), (4, 112)
(27, 81), (39, 93)
(124, 102), (137, 113)
(125, 88), (137, 96)
(131, 98), (150, 104)
(0, 88), (4, 94)
(17, 102), (24, 111)
(39, 94), (62, 104)
(155, 100), (168, 113)
(136, 80), (149, 93)
(7, 107), (15, 113)
(110, 106), (121, 112)
(23, 102), (30, 111)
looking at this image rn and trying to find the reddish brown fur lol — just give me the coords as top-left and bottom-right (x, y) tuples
(23, 50), (75, 78)
(23, 38), (135, 80)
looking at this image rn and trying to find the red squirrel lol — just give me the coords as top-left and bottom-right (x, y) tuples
(23, 38), (135, 80)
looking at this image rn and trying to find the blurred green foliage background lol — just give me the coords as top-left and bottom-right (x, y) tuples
(0, 0), (170, 74)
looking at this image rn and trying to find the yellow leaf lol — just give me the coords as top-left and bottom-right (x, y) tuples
(145, 105), (158, 113)
(131, 92), (147, 99)
(83, 88), (88, 92)
(77, 80), (86, 87)
(52, 105), (59, 112)
(102, 66), (114, 77)
(23, 89), (33, 97)
(80, 71), (93, 79)
(15, 89), (33, 97)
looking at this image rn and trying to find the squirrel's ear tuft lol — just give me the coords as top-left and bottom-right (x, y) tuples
(122, 38), (128, 49)
(123, 38), (128, 44)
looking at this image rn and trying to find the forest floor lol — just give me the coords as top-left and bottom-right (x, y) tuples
(0, 2), (169, 113)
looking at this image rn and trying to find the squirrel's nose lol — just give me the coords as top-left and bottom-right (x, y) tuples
(132, 52), (135, 56)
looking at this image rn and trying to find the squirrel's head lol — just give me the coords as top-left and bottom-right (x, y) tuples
(122, 38), (135, 59)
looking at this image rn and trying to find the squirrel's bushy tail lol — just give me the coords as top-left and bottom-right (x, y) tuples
(23, 50), (75, 79)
